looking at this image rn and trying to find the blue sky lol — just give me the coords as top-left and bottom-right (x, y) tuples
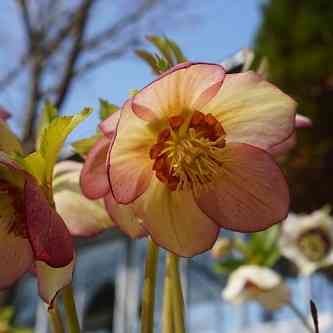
(2, 0), (263, 142)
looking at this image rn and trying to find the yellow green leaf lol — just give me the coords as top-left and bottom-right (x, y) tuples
(36, 101), (58, 150)
(99, 99), (119, 120)
(20, 152), (46, 185)
(39, 108), (92, 185)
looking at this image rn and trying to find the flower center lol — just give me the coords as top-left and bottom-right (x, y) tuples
(244, 280), (267, 294)
(297, 228), (331, 262)
(149, 111), (226, 195)
(0, 182), (26, 238)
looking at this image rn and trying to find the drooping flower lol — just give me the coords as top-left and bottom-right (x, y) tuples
(0, 106), (90, 305)
(0, 153), (74, 304)
(107, 62), (296, 256)
(79, 110), (146, 239)
(222, 265), (290, 310)
(279, 207), (333, 275)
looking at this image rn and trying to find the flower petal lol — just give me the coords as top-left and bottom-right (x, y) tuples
(104, 192), (147, 239)
(202, 72), (297, 150)
(295, 114), (312, 128)
(269, 133), (296, 157)
(24, 178), (74, 268)
(108, 101), (155, 204)
(99, 110), (120, 138)
(196, 143), (290, 232)
(35, 260), (74, 305)
(55, 189), (113, 237)
(132, 63), (225, 121)
(136, 178), (219, 257)
(0, 224), (33, 289)
(80, 137), (110, 199)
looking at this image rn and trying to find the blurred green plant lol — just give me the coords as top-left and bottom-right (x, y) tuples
(135, 35), (187, 74)
(213, 227), (280, 274)
(0, 307), (32, 333)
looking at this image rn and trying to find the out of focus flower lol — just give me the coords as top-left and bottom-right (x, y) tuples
(0, 153), (74, 305)
(80, 110), (146, 239)
(222, 265), (290, 310)
(107, 62), (296, 256)
(54, 160), (114, 236)
(279, 207), (333, 275)
(211, 238), (233, 259)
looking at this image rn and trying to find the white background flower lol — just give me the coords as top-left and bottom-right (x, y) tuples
(279, 207), (333, 275)
(222, 265), (290, 310)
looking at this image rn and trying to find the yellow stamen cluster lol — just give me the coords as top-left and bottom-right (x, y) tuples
(298, 228), (331, 262)
(149, 111), (226, 196)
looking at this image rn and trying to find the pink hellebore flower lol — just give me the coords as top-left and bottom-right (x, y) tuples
(80, 111), (147, 239)
(107, 62), (297, 257)
(0, 153), (74, 305)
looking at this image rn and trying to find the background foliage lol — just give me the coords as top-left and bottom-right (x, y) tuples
(255, 0), (333, 212)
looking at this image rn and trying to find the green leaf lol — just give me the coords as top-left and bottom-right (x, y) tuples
(165, 37), (187, 63)
(263, 248), (281, 267)
(155, 54), (169, 73)
(99, 99), (119, 121)
(135, 36), (187, 74)
(39, 108), (92, 185)
(214, 258), (247, 274)
(20, 152), (46, 185)
(135, 49), (160, 74)
(147, 35), (174, 65)
(36, 101), (58, 150)
(72, 134), (101, 157)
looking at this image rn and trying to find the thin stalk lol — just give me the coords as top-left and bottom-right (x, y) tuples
(162, 255), (174, 333)
(288, 302), (314, 333)
(48, 303), (65, 333)
(169, 253), (186, 333)
(141, 238), (159, 333)
(63, 284), (81, 333)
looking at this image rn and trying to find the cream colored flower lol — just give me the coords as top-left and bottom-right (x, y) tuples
(279, 207), (333, 275)
(222, 265), (290, 310)
(53, 161), (114, 237)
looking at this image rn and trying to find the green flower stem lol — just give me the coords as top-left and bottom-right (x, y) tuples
(141, 237), (159, 333)
(48, 303), (65, 333)
(162, 254), (174, 333)
(63, 284), (81, 333)
(169, 253), (186, 333)
(288, 301), (315, 333)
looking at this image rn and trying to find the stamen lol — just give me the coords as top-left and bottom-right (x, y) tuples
(150, 111), (226, 194)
